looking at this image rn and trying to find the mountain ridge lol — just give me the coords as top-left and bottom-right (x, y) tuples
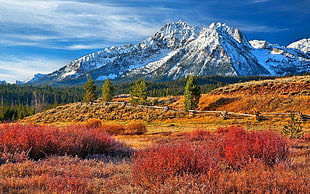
(27, 21), (310, 86)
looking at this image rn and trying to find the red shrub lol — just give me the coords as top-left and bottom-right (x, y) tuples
(0, 124), (131, 160)
(132, 141), (220, 187)
(132, 126), (290, 187)
(0, 148), (29, 164)
(219, 126), (289, 169)
(185, 128), (211, 141)
(304, 133), (310, 141)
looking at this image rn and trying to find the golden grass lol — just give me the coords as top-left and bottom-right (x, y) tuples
(211, 75), (310, 96)
(198, 94), (310, 114)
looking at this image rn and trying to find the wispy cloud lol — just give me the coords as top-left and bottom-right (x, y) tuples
(0, 55), (67, 82)
(0, 0), (308, 83)
(64, 44), (110, 50)
(0, 0), (162, 49)
(1, 0), (292, 50)
(249, 0), (273, 3)
(237, 24), (289, 33)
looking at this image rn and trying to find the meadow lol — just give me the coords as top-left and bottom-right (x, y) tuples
(1, 75), (309, 193)
(0, 119), (309, 193)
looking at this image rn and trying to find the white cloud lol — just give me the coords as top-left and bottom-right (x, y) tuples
(65, 44), (107, 50)
(0, 0), (170, 82)
(0, 56), (67, 83)
(0, 0), (162, 49)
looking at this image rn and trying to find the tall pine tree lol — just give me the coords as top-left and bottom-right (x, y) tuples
(130, 79), (148, 105)
(101, 78), (114, 102)
(184, 75), (201, 111)
(83, 77), (98, 103)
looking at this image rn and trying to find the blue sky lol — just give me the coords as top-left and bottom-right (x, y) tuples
(0, 0), (309, 83)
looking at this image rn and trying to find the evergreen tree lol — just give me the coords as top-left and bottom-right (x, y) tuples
(83, 77), (98, 103)
(282, 113), (304, 139)
(184, 75), (201, 111)
(101, 78), (114, 102)
(130, 79), (148, 105)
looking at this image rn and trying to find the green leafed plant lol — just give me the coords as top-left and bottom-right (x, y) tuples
(282, 113), (304, 139)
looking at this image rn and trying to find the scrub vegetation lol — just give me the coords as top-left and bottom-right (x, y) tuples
(0, 75), (309, 193)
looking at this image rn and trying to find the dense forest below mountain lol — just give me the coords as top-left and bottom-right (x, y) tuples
(0, 85), (84, 121)
(0, 75), (278, 121)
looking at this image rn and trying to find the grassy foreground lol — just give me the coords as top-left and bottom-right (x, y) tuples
(0, 121), (309, 193)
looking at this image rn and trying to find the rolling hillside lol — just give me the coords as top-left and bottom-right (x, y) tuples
(22, 75), (310, 124)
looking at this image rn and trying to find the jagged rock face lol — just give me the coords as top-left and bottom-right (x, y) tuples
(249, 40), (310, 75)
(28, 21), (310, 85)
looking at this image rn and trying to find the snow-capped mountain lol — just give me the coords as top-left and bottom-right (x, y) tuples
(249, 39), (310, 75)
(28, 21), (310, 85)
(27, 73), (48, 82)
(287, 38), (310, 55)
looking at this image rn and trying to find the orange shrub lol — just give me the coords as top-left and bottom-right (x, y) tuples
(101, 124), (126, 135)
(99, 122), (147, 135)
(83, 119), (102, 129)
(125, 122), (147, 135)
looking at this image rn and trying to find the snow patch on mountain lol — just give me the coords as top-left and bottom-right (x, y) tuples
(127, 49), (172, 71)
(125, 49), (180, 76)
(27, 73), (47, 82)
(249, 40), (271, 49)
(27, 21), (310, 86)
(288, 38), (310, 54)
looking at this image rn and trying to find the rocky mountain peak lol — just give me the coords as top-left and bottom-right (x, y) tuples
(207, 22), (250, 47)
(150, 20), (201, 49)
(26, 21), (310, 86)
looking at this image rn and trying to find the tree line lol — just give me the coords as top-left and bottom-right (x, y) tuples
(84, 76), (201, 111)
(113, 75), (277, 97)
(0, 85), (84, 121)
(0, 75), (277, 121)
